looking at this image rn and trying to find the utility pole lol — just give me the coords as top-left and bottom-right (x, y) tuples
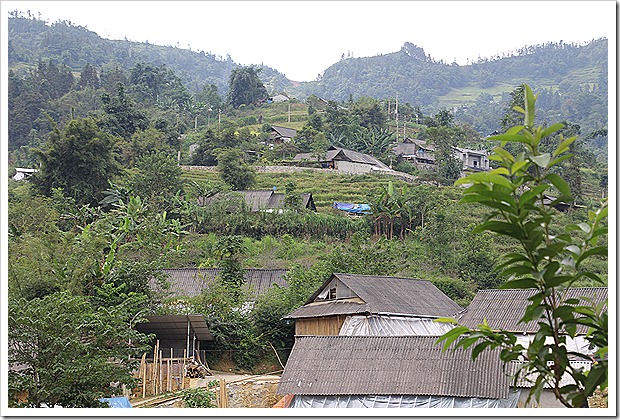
(288, 103), (291, 123)
(395, 94), (399, 142)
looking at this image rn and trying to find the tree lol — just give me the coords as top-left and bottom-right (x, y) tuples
(127, 151), (183, 211)
(425, 126), (462, 185)
(8, 291), (152, 407)
(32, 117), (120, 206)
(500, 84), (525, 131)
(217, 149), (255, 190)
(284, 181), (301, 211)
(78, 63), (100, 90)
(214, 235), (247, 304)
(436, 85), (607, 408)
(99, 82), (147, 140)
(226, 66), (267, 108)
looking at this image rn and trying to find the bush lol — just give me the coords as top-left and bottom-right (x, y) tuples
(181, 388), (217, 408)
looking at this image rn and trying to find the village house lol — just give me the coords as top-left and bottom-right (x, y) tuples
(149, 267), (289, 302)
(453, 146), (490, 171)
(284, 273), (462, 336)
(294, 146), (392, 175)
(197, 189), (316, 212)
(268, 93), (290, 103)
(454, 287), (607, 407)
(12, 167), (38, 181)
(392, 138), (436, 165)
(392, 139), (490, 172)
(269, 125), (297, 144)
(457, 287), (607, 355)
(276, 335), (520, 408)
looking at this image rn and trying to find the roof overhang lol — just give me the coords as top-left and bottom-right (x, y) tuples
(136, 314), (213, 341)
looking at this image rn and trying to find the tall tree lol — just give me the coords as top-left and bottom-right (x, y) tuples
(217, 149), (255, 190)
(8, 291), (152, 407)
(226, 66), (267, 108)
(32, 117), (120, 206)
(78, 63), (100, 90)
(99, 82), (147, 140)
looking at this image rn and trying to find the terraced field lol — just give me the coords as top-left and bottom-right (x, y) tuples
(182, 168), (408, 213)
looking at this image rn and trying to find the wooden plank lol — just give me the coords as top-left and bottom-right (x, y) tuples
(182, 349), (187, 390)
(219, 378), (228, 408)
(167, 349), (172, 392)
(141, 353), (147, 398)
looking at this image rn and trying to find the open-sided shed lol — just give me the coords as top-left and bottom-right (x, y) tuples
(135, 314), (212, 358)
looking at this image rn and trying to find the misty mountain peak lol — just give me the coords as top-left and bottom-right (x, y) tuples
(401, 42), (427, 61)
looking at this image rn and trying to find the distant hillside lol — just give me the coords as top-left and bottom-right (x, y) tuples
(7, 14), (294, 96)
(8, 14), (608, 139)
(294, 40), (607, 135)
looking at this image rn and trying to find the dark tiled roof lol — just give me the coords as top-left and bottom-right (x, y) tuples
(293, 147), (390, 170)
(277, 335), (509, 399)
(458, 288), (607, 333)
(152, 268), (288, 300)
(285, 273), (463, 319)
(198, 190), (315, 211)
(271, 125), (297, 139)
(329, 147), (390, 169)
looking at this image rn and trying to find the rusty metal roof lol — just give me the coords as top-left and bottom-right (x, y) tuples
(151, 268), (288, 301)
(285, 273), (462, 319)
(277, 335), (510, 399)
(458, 288), (607, 333)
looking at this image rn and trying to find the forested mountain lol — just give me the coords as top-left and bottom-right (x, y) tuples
(7, 13), (293, 95)
(8, 13), (608, 142)
(299, 40), (608, 136)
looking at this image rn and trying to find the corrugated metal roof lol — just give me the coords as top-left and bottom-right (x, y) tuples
(198, 190), (314, 212)
(330, 147), (391, 169)
(277, 335), (509, 399)
(151, 268), (288, 300)
(135, 314), (213, 341)
(271, 125), (297, 139)
(286, 274), (462, 319)
(458, 288), (607, 333)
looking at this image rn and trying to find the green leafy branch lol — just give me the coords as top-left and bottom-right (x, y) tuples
(436, 85), (608, 408)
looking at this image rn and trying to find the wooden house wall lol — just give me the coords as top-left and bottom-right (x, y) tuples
(294, 315), (348, 336)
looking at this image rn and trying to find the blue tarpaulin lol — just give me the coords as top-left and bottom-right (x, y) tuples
(333, 202), (372, 215)
(100, 397), (133, 408)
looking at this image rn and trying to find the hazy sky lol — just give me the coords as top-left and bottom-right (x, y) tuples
(2, 1), (616, 81)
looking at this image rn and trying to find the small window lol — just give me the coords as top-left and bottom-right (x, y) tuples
(328, 287), (336, 300)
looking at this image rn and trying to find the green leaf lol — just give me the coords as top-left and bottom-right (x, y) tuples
(519, 184), (549, 206)
(552, 134), (576, 157)
(487, 133), (531, 144)
(436, 326), (470, 351)
(500, 277), (538, 289)
(471, 342), (490, 360)
(576, 246), (608, 266)
(540, 123), (565, 139)
(545, 173), (572, 197)
(523, 84), (537, 127)
(530, 153), (551, 168)
(511, 160), (529, 174)
(549, 154), (573, 168)
(434, 317), (458, 324)
(474, 220), (524, 239)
